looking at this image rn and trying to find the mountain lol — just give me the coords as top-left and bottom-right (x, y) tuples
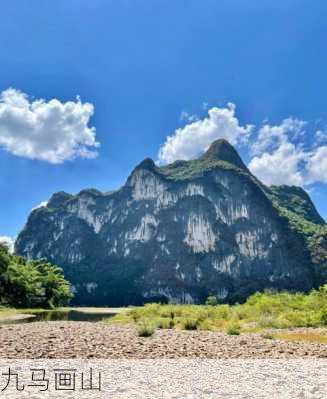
(15, 139), (327, 305)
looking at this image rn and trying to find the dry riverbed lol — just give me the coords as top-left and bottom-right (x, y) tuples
(0, 321), (326, 359)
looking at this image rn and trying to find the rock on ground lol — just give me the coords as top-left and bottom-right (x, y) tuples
(0, 322), (326, 359)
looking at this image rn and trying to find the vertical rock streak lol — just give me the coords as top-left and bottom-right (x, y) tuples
(15, 140), (322, 305)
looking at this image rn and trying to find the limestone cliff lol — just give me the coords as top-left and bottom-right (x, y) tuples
(15, 140), (326, 305)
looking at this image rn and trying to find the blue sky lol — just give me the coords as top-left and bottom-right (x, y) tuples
(1, 0), (327, 240)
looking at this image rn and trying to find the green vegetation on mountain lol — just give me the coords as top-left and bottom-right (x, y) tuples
(266, 185), (327, 285)
(158, 158), (244, 181)
(269, 185), (325, 225)
(158, 140), (250, 181)
(0, 242), (72, 308)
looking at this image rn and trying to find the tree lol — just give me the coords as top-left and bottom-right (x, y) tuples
(205, 295), (218, 306)
(32, 260), (73, 307)
(0, 244), (73, 308)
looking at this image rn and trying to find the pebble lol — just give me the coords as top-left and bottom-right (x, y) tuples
(0, 321), (325, 359)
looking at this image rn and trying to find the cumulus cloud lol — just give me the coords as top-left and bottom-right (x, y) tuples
(248, 142), (306, 186)
(248, 117), (327, 186)
(315, 130), (327, 144)
(248, 118), (307, 186)
(251, 118), (305, 156)
(306, 146), (327, 184)
(0, 236), (14, 253)
(158, 103), (253, 163)
(159, 104), (327, 188)
(0, 88), (99, 163)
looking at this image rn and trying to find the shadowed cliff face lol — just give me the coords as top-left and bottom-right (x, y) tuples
(15, 140), (326, 305)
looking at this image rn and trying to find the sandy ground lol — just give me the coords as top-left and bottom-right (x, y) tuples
(0, 359), (326, 399)
(0, 307), (124, 323)
(0, 313), (36, 323)
(0, 359), (325, 399)
(0, 321), (326, 359)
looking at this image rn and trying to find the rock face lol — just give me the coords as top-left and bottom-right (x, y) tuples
(15, 140), (327, 305)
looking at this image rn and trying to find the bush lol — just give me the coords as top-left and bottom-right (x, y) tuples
(226, 324), (241, 335)
(137, 321), (156, 337)
(215, 304), (231, 319)
(205, 296), (218, 306)
(198, 319), (213, 331)
(181, 318), (199, 330)
(319, 306), (327, 326)
(130, 309), (141, 323)
(156, 317), (175, 329)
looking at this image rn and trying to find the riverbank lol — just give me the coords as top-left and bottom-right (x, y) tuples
(0, 321), (326, 359)
(0, 307), (125, 324)
(0, 308), (35, 323)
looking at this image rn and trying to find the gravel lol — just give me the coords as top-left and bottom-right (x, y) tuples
(0, 321), (326, 359)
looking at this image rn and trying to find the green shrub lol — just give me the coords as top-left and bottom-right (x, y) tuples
(198, 319), (213, 331)
(226, 324), (241, 335)
(205, 296), (218, 306)
(279, 310), (320, 328)
(137, 321), (156, 337)
(156, 317), (175, 329)
(130, 309), (141, 322)
(319, 306), (327, 326)
(214, 304), (231, 320)
(181, 318), (199, 330)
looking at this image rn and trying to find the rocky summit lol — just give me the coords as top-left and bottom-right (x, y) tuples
(15, 140), (327, 305)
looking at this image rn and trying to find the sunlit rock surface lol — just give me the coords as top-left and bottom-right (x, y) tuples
(15, 140), (326, 305)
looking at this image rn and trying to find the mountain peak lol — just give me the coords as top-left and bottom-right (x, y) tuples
(135, 157), (156, 171)
(201, 139), (247, 170)
(47, 191), (73, 209)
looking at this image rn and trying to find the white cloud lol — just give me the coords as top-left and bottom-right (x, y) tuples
(306, 146), (327, 184)
(0, 88), (99, 163)
(248, 118), (327, 187)
(0, 236), (14, 253)
(248, 142), (306, 186)
(248, 118), (307, 186)
(158, 103), (253, 164)
(159, 104), (327, 188)
(180, 111), (198, 123)
(31, 201), (48, 211)
(315, 130), (327, 144)
(251, 118), (305, 155)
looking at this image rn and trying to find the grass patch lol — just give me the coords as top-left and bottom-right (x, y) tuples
(181, 318), (199, 330)
(276, 332), (327, 345)
(226, 324), (241, 335)
(106, 285), (327, 332)
(156, 317), (175, 329)
(137, 320), (156, 337)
